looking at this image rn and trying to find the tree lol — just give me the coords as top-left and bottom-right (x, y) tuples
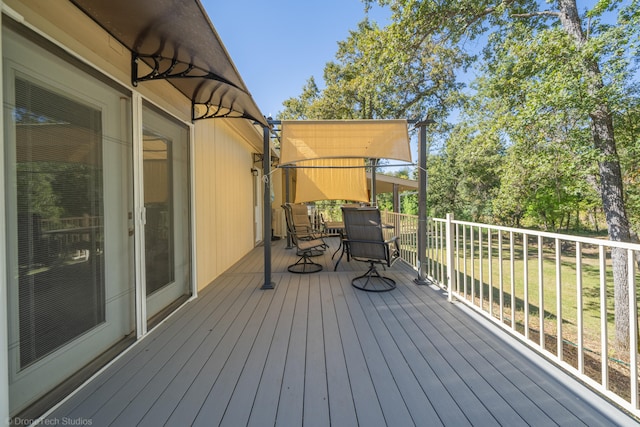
(280, 77), (321, 120)
(281, 17), (468, 121)
(614, 95), (640, 236)
(366, 0), (639, 351)
(427, 120), (503, 221)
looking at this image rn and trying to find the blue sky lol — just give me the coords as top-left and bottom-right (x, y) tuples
(202, 0), (390, 118)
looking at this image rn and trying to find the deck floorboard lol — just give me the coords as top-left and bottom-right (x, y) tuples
(45, 238), (637, 427)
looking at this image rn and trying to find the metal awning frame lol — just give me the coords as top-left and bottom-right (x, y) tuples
(277, 163), (415, 169)
(260, 118), (434, 290)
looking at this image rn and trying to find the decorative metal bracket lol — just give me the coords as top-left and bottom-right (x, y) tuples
(252, 153), (278, 168)
(192, 101), (248, 121)
(131, 52), (238, 88)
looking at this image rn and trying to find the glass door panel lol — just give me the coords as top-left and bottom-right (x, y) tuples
(142, 105), (191, 321)
(144, 136), (174, 294)
(15, 77), (106, 368)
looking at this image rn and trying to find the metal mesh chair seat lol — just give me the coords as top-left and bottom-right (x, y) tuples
(342, 207), (400, 291)
(289, 203), (327, 243)
(282, 204), (324, 273)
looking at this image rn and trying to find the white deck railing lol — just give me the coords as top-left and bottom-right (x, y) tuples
(382, 210), (640, 417)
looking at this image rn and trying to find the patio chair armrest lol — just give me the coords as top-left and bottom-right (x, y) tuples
(385, 236), (400, 259)
(384, 236), (399, 245)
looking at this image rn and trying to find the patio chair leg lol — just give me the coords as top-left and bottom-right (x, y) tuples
(351, 261), (396, 292)
(333, 245), (347, 271)
(297, 248), (323, 257)
(288, 251), (323, 274)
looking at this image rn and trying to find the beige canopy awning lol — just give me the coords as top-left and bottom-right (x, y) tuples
(279, 119), (411, 165)
(293, 158), (369, 203)
(279, 119), (413, 203)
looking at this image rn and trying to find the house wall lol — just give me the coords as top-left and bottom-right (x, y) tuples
(1, 0), (265, 418)
(194, 119), (261, 289)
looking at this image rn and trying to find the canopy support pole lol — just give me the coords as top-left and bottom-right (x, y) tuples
(393, 184), (400, 213)
(261, 124), (275, 290)
(371, 159), (377, 206)
(285, 167), (293, 249)
(414, 119), (433, 285)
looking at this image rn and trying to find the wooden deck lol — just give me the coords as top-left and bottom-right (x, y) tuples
(44, 238), (637, 426)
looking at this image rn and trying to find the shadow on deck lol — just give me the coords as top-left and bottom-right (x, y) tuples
(44, 238), (637, 426)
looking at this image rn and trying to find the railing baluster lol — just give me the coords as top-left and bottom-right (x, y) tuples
(456, 223), (460, 294)
(431, 218), (435, 282)
(412, 216), (417, 268)
(539, 235), (545, 350)
(440, 221), (445, 286)
(556, 237), (563, 361)
(426, 218), (431, 279)
(628, 248), (638, 409)
(600, 245), (608, 390)
(479, 227), (484, 311)
(499, 231), (504, 323)
(576, 241), (583, 374)
(435, 219), (440, 283)
(488, 230), (493, 318)
(446, 213), (455, 302)
(471, 225), (475, 304)
(430, 218), (435, 281)
(435, 220), (439, 284)
(413, 216), (417, 267)
(524, 233), (529, 340)
(463, 226), (468, 299)
(510, 231), (515, 331)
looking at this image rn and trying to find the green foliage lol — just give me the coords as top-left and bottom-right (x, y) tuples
(280, 15), (467, 121)
(614, 94), (640, 235)
(279, 77), (321, 120)
(280, 0), (640, 238)
(427, 120), (503, 221)
(17, 163), (62, 219)
(17, 161), (101, 222)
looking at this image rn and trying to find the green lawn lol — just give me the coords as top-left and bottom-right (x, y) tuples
(425, 230), (640, 396)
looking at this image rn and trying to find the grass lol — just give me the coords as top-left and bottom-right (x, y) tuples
(423, 230), (640, 402)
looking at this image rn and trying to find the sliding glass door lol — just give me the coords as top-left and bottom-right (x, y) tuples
(141, 104), (191, 323)
(3, 21), (192, 417)
(4, 26), (135, 413)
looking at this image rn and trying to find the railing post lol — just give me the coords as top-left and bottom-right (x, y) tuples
(414, 119), (432, 285)
(446, 213), (455, 302)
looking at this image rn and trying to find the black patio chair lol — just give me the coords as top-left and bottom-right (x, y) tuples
(282, 204), (325, 273)
(341, 207), (400, 291)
